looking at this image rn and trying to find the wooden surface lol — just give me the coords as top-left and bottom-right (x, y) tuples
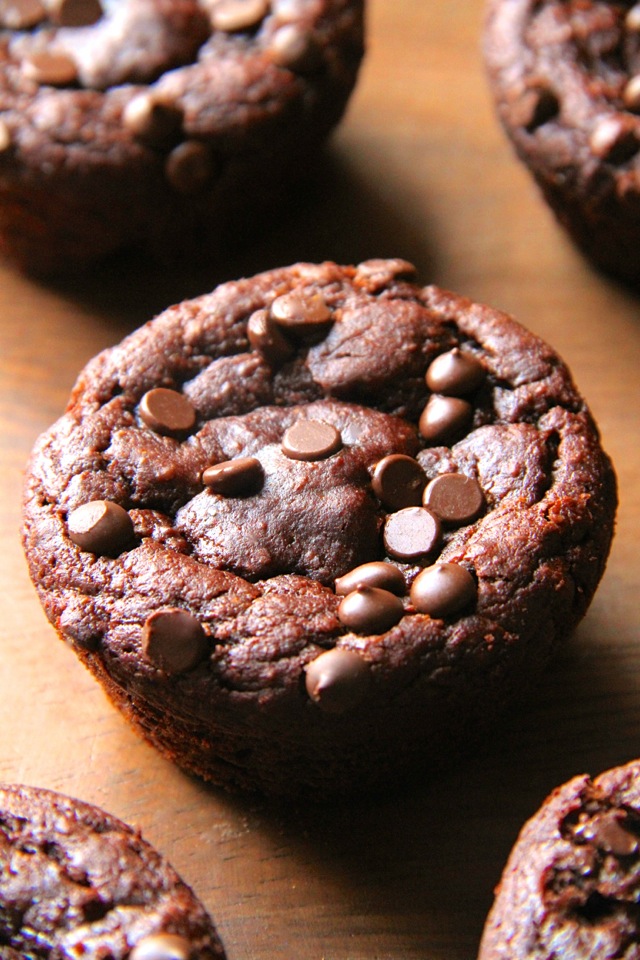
(1, 1), (639, 957)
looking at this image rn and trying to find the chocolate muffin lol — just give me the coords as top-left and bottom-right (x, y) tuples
(478, 759), (640, 960)
(484, 0), (640, 284)
(22, 259), (617, 797)
(0, 783), (224, 959)
(0, 0), (364, 274)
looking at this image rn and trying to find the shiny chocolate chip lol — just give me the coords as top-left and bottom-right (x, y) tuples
(247, 308), (293, 365)
(202, 456), (263, 495)
(138, 388), (196, 436)
(210, 0), (269, 32)
(165, 140), (214, 194)
(589, 116), (640, 163)
(130, 933), (193, 960)
(383, 506), (441, 561)
(372, 454), (426, 511)
(575, 812), (639, 857)
(624, 75), (640, 114)
(68, 500), (134, 556)
(142, 608), (208, 675)
(515, 85), (559, 132)
(335, 560), (405, 597)
(354, 258), (417, 290)
(23, 50), (78, 86)
(422, 473), (484, 526)
(282, 419), (342, 461)
(123, 93), (183, 145)
(269, 24), (321, 72)
(338, 585), (404, 635)
(410, 562), (476, 618)
(269, 291), (332, 337)
(305, 648), (370, 714)
(418, 394), (473, 445)
(47, 0), (103, 26)
(626, 4), (640, 31)
(426, 348), (485, 396)
(0, 0), (46, 28)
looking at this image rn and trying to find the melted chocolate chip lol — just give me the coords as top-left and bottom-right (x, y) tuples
(138, 388), (196, 436)
(22, 50), (78, 87)
(371, 454), (426, 511)
(269, 291), (332, 337)
(304, 648), (371, 714)
(269, 24), (321, 72)
(247, 308), (293, 365)
(337, 585), (404, 634)
(383, 506), (441, 561)
(410, 562), (476, 618)
(130, 933), (193, 960)
(123, 94), (183, 146)
(589, 116), (640, 163)
(68, 500), (134, 556)
(165, 141), (214, 193)
(425, 348), (485, 396)
(422, 473), (484, 526)
(335, 560), (405, 596)
(202, 457), (263, 495)
(48, 0), (103, 27)
(210, 0), (269, 32)
(418, 394), (473, 445)
(282, 419), (342, 461)
(142, 608), (208, 675)
(0, 0), (46, 28)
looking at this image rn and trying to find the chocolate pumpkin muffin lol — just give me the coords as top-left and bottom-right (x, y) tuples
(22, 259), (617, 797)
(0, 0), (364, 274)
(479, 759), (640, 960)
(484, 0), (640, 284)
(0, 783), (224, 959)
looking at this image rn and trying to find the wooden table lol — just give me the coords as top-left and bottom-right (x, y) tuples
(1, 1), (639, 957)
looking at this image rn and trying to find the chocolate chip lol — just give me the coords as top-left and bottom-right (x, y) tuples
(383, 506), (441, 561)
(589, 116), (640, 163)
(626, 4), (640, 32)
(68, 500), (134, 556)
(143, 608), (208, 675)
(269, 291), (332, 337)
(410, 562), (476, 618)
(269, 24), (321, 72)
(202, 456), (263, 495)
(335, 560), (405, 596)
(138, 388), (196, 436)
(575, 812), (639, 857)
(422, 473), (484, 526)
(418, 394), (473, 445)
(0, 121), (11, 153)
(515, 85), (559, 132)
(337, 585), (404, 634)
(130, 933), (193, 960)
(282, 419), (342, 461)
(354, 258), (417, 291)
(210, 0), (269, 32)
(123, 93), (183, 146)
(304, 648), (370, 714)
(624, 75), (640, 114)
(165, 141), (214, 194)
(47, 0), (103, 26)
(0, 0), (46, 29)
(22, 50), (78, 86)
(247, 308), (293, 365)
(372, 454), (426, 511)
(425, 348), (485, 396)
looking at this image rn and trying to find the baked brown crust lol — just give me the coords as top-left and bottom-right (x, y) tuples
(0, 0), (364, 273)
(479, 759), (640, 960)
(22, 259), (617, 797)
(0, 783), (224, 959)
(484, 0), (640, 284)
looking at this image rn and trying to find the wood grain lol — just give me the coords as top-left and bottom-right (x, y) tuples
(1, 2), (639, 958)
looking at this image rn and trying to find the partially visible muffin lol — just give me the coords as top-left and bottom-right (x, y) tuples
(479, 759), (640, 960)
(0, 783), (225, 960)
(484, 0), (640, 284)
(0, 0), (364, 273)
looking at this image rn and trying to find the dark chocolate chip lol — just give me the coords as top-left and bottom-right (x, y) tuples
(371, 454), (426, 511)
(138, 388), (196, 436)
(123, 94), (183, 146)
(142, 608), (208, 675)
(335, 560), (405, 596)
(165, 141), (214, 194)
(68, 500), (134, 556)
(338, 585), (404, 634)
(210, 0), (269, 32)
(47, 0), (102, 26)
(354, 258), (417, 291)
(575, 812), (639, 857)
(589, 116), (640, 163)
(410, 562), (476, 618)
(130, 933), (193, 960)
(0, 0), (46, 28)
(269, 24), (321, 72)
(422, 473), (484, 526)
(418, 394), (473, 445)
(202, 456), (263, 495)
(22, 50), (78, 86)
(304, 648), (370, 714)
(515, 85), (559, 132)
(282, 419), (342, 461)
(269, 291), (332, 336)
(425, 348), (485, 396)
(624, 76), (640, 114)
(383, 506), (441, 561)
(247, 308), (293, 365)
